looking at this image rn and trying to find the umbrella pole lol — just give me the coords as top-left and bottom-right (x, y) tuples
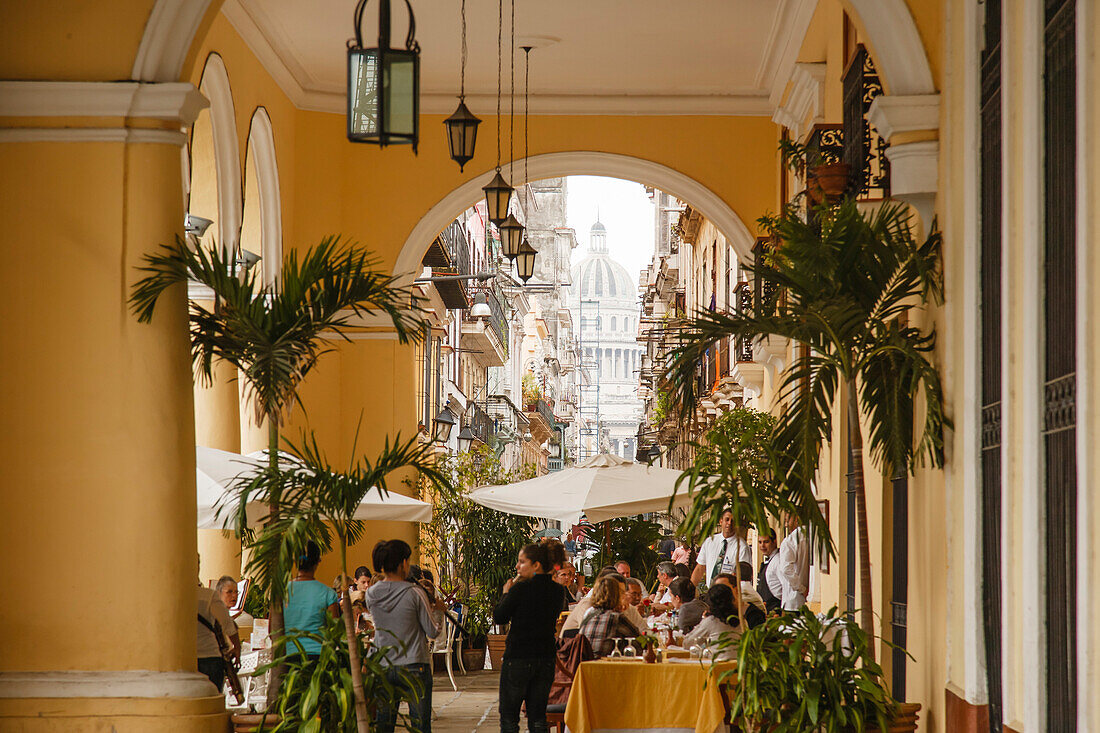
(603, 521), (611, 562)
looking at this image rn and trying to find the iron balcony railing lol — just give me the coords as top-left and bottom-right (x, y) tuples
(468, 401), (495, 445)
(439, 219), (472, 276)
(536, 398), (556, 428)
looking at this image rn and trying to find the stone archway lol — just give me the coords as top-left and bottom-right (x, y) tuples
(393, 151), (757, 279)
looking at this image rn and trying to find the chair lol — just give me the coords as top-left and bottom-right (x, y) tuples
(430, 616), (460, 691)
(546, 708), (566, 733)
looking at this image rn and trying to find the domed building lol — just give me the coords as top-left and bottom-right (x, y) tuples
(569, 219), (643, 460)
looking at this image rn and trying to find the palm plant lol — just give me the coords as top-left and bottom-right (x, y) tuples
(130, 234), (425, 686)
(664, 199), (947, 651)
(240, 430), (449, 733)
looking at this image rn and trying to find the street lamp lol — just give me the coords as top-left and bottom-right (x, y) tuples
(498, 213), (524, 259)
(515, 239), (537, 283)
(457, 426), (475, 453)
(432, 407), (456, 443)
(444, 101), (480, 171)
(469, 292), (492, 319)
(483, 170), (513, 226)
(347, 0), (420, 150)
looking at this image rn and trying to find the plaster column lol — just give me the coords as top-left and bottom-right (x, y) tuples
(0, 81), (225, 731)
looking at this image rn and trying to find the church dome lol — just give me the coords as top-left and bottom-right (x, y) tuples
(571, 254), (636, 300)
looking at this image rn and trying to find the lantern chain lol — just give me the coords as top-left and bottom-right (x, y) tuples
(460, 0), (467, 99)
(496, 0), (502, 170)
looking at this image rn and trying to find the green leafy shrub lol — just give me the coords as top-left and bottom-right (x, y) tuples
(726, 606), (900, 733)
(258, 614), (418, 732)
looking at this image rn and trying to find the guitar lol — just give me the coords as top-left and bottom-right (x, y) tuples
(198, 613), (244, 705)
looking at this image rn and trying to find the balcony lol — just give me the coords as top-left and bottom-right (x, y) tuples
(430, 221), (473, 310)
(461, 284), (508, 367)
(524, 398), (555, 443)
(467, 402), (496, 446)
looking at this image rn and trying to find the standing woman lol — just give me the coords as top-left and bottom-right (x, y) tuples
(283, 542), (339, 661)
(494, 543), (568, 733)
(368, 539), (442, 733)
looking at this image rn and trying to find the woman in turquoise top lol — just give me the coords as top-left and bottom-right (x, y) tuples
(283, 542), (339, 659)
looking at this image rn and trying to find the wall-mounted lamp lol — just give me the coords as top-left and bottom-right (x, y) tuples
(457, 426), (475, 453)
(432, 407), (456, 443)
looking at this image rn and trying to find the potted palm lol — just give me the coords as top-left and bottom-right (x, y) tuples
(130, 235), (424, 697)
(239, 430), (449, 733)
(778, 137), (851, 203)
(725, 606), (918, 732)
(664, 199), (948, 655)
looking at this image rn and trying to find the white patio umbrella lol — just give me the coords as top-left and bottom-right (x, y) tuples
(195, 446), (432, 529)
(466, 453), (689, 524)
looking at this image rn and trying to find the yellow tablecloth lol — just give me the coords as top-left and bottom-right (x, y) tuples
(564, 660), (735, 733)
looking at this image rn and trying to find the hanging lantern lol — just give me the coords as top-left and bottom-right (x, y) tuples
(347, 0), (420, 150)
(444, 100), (480, 171)
(515, 239), (537, 283)
(498, 213), (524, 259)
(483, 170), (513, 226)
(432, 407), (455, 443)
(457, 426), (475, 453)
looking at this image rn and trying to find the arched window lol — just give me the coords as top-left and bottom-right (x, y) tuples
(610, 316), (617, 331)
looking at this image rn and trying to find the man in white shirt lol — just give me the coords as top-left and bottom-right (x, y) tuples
(778, 513), (810, 611)
(197, 583), (235, 692)
(648, 562), (677, 612)
(756, 530), (783, 613)
(691, 509), (753, 588)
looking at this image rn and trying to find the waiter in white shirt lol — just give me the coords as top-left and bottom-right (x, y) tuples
(691, 509), (753, 588)
(778, 512), (810, 611)
(756, 530), (783, 614)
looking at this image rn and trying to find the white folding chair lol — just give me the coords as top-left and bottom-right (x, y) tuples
(430, 616), (460, 691)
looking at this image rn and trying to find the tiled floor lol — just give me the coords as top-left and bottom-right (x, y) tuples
(429, 670), (504, 733)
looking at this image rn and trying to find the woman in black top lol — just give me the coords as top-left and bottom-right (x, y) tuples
(493, 543), (567, 733)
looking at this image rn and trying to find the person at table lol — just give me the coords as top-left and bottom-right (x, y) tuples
(560, 570), (644, 637)
(648, 561), (678, 613)
(624, 578), (646, 614)
(682, 583), (742, 657)
(671, 538), (690, 566)
(351, 565), (372, 602)
(613, 559), (633, 580)
(197, 576), (235, 691)
(691, 509), (753, 588)
(214, 576), (247, 660)
(577, 575), (643, 657)
(667, 577), (706, 633)
(284, 542), (340, 661)
(368, 539), (443, 733)
(756, 529), (783, 614)
(779, 512), (810, 612)
(713, 566), (766, 629)
(553, 562), (583, 604)
(494, 543), (567, 733)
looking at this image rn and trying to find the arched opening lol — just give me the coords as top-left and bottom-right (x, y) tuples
(196, 53), (241, 255)
(394, 152), (757, 280)
(245, 107), (283, 286)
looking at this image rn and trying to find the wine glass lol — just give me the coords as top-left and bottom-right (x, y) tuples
(688, 644), (702, 660)
(609, 638), (623, 658)
(623, 639), (636, 658)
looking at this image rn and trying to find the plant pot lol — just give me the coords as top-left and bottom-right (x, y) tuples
(462, 647), (486, 671)
(231, 712), (281, 732)
(810, 162), (852, 202)
(487, 633), (507, 669)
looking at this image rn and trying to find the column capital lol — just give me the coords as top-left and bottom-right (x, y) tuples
(867, 93), (940, 142)
(0, 81), (208, 145)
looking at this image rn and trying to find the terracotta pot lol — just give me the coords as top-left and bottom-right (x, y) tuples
(231, 712), (281, 733)
(462, 647), (486, 671)
(487, 633), (507, 670)
(811, 162), (852, 202)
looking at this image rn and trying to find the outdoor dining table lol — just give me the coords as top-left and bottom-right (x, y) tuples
(564, 658), (736, 733)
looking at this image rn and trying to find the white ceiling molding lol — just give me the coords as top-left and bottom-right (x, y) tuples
(758, 0), (818, 98)
(866, 93), (941, 141)
(0, 81), (207, 124)
(197, 54), (243, 256)
(0, 128), (188, 146)
(846, 0), (936, 96)
(394, 151), (757, 282)
(131, 0), (214, 82)
(771, 63), (826, 140)
(246, 107), (283, 286)
(222, 0), (770, 117)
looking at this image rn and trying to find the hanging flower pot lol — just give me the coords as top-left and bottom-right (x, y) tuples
(810, 162), (852, 202)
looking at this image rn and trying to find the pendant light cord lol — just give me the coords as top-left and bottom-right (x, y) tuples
(508, 0), (515, 181)
(496, 0), (502, 169)
(524, 46), (530, 212)
(460, 0), (467, 99)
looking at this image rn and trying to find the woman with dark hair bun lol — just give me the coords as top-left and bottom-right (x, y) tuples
(367, 539), (444, 733)
(681, 583), (742, 657)
(494, 543), (567, 733)
(283, 541), (339, 661)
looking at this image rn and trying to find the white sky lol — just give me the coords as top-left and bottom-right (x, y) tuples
(566, 176), (655, 284)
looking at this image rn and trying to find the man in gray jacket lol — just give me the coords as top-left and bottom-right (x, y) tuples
(368, 539), (443, 733)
